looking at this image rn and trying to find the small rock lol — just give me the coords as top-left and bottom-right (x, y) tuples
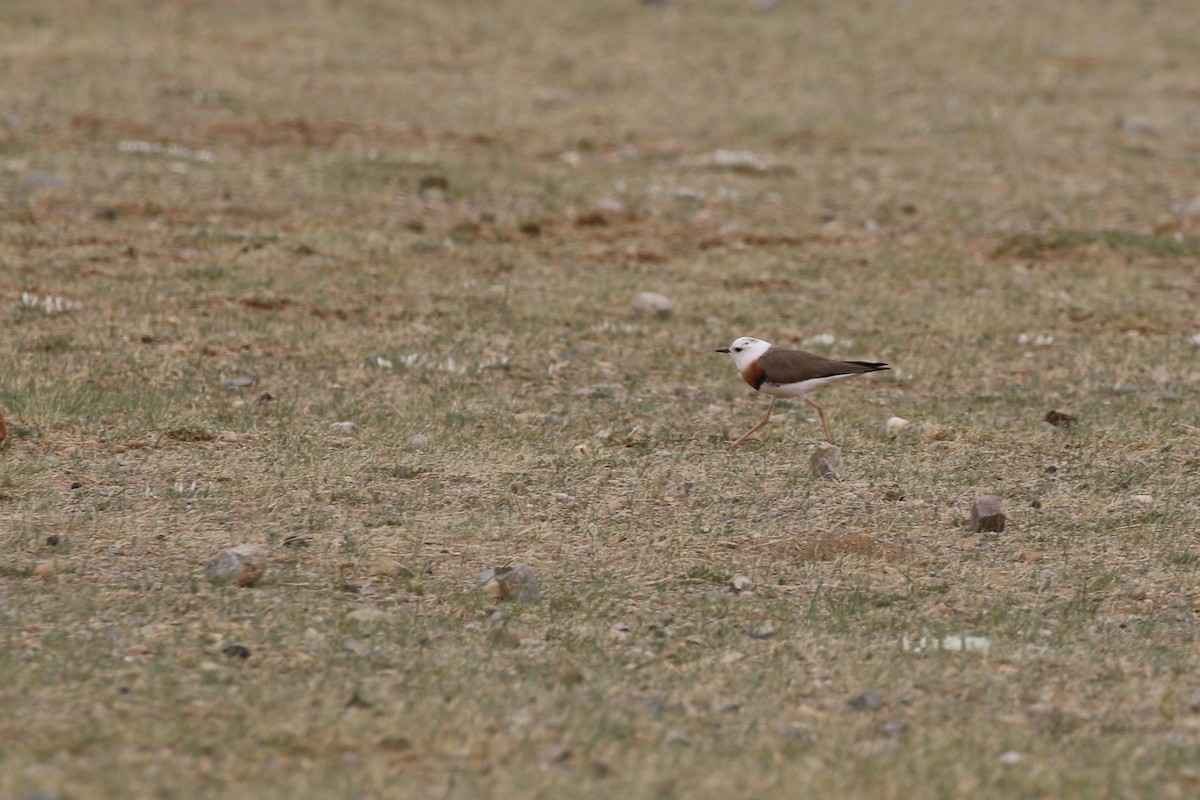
(749, 623), (775, 640)
(594, 198), (625, 214)
(553, 659), (586, 685)
(539, 743), (572, 765)
(803, 333), (836, 347)
(848, 690), (885, 711)
(998, 750), (1024, 765)
(405, 433), (430, 450)
(477, 563), (541, 602)
(1044, 409), (1076, 428)
(346, 606), (391, 623)
(205, 545), (268, 587)
(970, 495), (1007, 533)
(221, 644), (251, 659)
(631, 291), (673, 318)
(330, 421), (357, 434)
(810, 444), (845, 480)
(32, 560), (54, 577)
(574, 208), (606, 225)
(223, 376), (256, 388)
(1130, 494), (1153, 507)
(885, 416), (910, 435)
(663, 729), (690, 746)
(343, 638), (372, 656)
(1120, 115), (1160, 134)
(418, 174), (449, 194)
(730, 574), (756, 593)
(45, 535), (61, 546)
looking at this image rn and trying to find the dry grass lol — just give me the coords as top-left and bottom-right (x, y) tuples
(3, 1), (1200, 797)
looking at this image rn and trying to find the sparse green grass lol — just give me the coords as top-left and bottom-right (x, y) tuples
(3, 0), (1200, 798)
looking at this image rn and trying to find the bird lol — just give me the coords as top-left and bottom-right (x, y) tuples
(716, 336), (889, 445)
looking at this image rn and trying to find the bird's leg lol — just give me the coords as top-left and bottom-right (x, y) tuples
(732, 396), (775, 446)
(805, 397), (833, 443)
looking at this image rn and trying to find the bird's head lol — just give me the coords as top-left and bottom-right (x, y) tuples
(715, 336), (772, 370)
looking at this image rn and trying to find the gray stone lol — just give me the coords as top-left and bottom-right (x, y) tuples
(970, 495), (1007, 532)
(206, 545), (268, 587)
(730, 574), (756, 593)
(848, 690), (885, 711)
(631, 291), (673, 318)
(810, 444), (845, 480)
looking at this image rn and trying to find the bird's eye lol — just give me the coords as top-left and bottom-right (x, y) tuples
(733, 347), (742, 352)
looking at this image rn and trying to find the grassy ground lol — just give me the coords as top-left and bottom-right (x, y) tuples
(3, 1), (1200, 797)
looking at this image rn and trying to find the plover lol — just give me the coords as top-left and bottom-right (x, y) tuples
(716, 336), (889, 444)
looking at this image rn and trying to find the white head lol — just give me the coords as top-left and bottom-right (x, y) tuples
(716, 336), (773, 371)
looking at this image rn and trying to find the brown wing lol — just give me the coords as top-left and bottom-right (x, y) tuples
(758, 347), (889, 384)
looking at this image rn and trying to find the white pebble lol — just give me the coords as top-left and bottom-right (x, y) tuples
(346, 606), (391, 623)
(730, 574), (756, 593)
(802, 332), (836, 347)
(330, 421), (357, 434)
(631, 291), (673, 318)
(885, 416), (910, 434)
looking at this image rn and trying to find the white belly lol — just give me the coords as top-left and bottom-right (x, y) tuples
(760, 373), (857, 398)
